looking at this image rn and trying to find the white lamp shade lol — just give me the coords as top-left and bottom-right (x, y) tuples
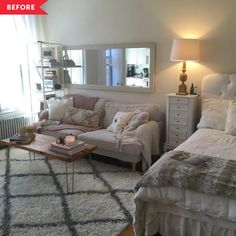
(170, 39), (200, 61)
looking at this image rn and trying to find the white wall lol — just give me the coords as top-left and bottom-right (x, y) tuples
(39, 0), (236, 112)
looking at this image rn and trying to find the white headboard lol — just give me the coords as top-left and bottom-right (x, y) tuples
(202, 73), (236, 100)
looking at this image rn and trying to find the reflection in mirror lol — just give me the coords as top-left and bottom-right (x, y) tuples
(63, 43), (155, 92)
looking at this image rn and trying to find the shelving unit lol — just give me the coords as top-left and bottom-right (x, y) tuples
(62, 47), (84, 85)
(27, 41), (64, 114)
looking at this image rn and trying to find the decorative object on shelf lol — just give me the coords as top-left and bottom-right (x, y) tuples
(64, 70), (71, 84)
(170, 38), (200, 95)
(42, 46), (55, 60)
(44, 70), (57, 82)
(54, 84), (62, 90)
(63, 52), (76, 67)
(36, 83), (42, 90)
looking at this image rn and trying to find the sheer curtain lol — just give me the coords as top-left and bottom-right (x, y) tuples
(0, 16), (39, 116)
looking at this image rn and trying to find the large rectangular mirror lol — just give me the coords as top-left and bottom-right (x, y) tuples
(62, 42), (155, 92)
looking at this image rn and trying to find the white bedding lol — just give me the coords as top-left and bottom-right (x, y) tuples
(134, 128), (236, 236)
(176, 128), (236, 160)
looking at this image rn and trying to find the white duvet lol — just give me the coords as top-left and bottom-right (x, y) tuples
(134, 128), (236, 236)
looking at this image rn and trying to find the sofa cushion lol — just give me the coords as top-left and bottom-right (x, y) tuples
(107, 111), (135, 133)
(63, 107), (100, 128)
(78, 129), (141, 156)
(103, 102), (161, 128)
(38, 109), (49, 121)
(63, 94), (98, 110)
(93, 98), (108, 127)
(47, 97), (73, 121)
(123, 111), (149, 136)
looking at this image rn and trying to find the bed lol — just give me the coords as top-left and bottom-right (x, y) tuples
(133, 73), (236, 236)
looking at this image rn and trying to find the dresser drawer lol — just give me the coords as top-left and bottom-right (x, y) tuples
(170, 97), (188, 104)
(169, 137), (185, 147)
(170, 103), (188, 111)
(170, 110), (188, 119)
(170, 124), (187, 132)
(170, 116), (187, 125)
(169, 130), (187, 139)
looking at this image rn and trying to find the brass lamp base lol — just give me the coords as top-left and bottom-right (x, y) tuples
(176, 83), (188, 95)
(176, 61), (188, 96)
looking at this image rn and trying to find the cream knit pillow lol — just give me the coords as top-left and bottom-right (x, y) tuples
(107, 112), (135, 134)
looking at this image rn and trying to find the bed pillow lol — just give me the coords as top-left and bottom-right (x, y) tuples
(107, 111), (135, 134)
(225, 101), (236, 135)
(123, 111), (149, 136)
(63, 106), (100, 128)
(47, 97), (73, 121)
(197, 98), (231, 130)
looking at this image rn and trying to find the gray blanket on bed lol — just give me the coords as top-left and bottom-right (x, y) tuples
(134, 150), (236, 199)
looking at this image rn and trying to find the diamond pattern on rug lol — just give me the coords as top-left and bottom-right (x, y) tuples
(0, 148), (141, 236)
(10, 176), (57, 195)
(11, 196), (64, 224)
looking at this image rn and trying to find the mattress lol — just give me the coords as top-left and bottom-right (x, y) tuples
(175, 128), (236, 160)
(134, 128), (236, 236)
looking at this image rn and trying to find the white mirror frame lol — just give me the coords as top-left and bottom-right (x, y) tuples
(62, 42), (155, 93)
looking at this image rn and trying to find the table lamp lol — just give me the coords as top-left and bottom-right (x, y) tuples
(170, 39), (200, 95)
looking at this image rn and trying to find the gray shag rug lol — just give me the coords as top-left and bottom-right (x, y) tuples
(0, 148), (141, 236)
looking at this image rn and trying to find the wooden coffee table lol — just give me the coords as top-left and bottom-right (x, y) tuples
(0, 133), (97, 193)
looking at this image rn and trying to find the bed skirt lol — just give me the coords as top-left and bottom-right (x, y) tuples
(134, 200), (236, 236)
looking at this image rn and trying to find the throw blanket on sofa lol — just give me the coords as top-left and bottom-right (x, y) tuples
(34, 121), (101, 133)
(134, 150), (236, 199)
(116, 121), (160, 171)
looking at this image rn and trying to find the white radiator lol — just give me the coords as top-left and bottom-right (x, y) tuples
(0, 115), (31, 140)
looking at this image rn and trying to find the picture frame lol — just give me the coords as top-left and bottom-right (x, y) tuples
(42, 47), (55, 60)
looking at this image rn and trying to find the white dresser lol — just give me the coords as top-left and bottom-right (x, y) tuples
(165, 93), (198, 151)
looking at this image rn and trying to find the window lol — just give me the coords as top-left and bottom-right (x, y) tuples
(0, 16), (38, 115)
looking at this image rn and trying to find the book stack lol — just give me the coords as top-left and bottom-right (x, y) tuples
(49, 140), (86, 155)
(9, 133), (35, 144)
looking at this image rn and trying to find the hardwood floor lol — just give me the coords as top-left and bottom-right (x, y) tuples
(119, 224), (135, 236)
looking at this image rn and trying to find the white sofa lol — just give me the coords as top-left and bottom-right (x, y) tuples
(78, 102), (162, 171)
(36, 94), (162, 171)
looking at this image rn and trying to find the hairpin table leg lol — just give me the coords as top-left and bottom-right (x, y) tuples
(89, 153), (96, 179)
(72, 161), (75, 193)
(65, 162), (69, 193)
(5, 146), (10, 158)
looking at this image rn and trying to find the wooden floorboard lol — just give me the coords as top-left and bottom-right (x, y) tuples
(119, 224), (135, 236)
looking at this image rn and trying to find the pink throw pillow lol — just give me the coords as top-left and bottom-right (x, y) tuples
(63, 94), (98, 110)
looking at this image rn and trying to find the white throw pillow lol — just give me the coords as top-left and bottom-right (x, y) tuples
(107, 111), (135, 134)
(197, 99), (231, 130)
(225, 101), (236, 135)
(123, 111), (149, 136)
(47, 97), (73, 121)
(63, 106), (100, 128)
